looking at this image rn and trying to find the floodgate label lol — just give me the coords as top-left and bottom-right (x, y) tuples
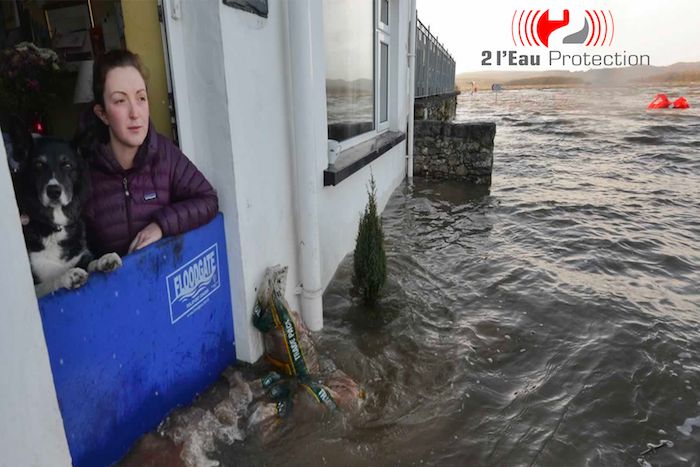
(167, 243), (221, 324)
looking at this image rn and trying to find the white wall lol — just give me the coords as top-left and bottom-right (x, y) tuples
(165, 0), (304, 363)
(163, 0), (260, 363)
(218, 0), (302, 361)
(319, 146), (406, 290)
(167, 0), (305, 364)
(0, 137), (71, 466)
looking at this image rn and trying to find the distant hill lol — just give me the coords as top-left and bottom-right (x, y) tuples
(457, 62), (700, 90)
(505, 76), (585, 87)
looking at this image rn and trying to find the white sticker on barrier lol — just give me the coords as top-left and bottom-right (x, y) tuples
(166, 243), (221, 324)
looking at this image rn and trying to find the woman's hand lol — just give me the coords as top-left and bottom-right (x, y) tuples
(128, 222), (163, 253)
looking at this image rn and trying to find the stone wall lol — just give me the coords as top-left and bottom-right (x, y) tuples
(414, 92), (459, 121)
(413, 121), (496, 184)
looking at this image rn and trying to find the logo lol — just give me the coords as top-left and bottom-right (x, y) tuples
(511, 9), (615, 48)
(480, 7), (649, 68)
(166, 244), (221, 324)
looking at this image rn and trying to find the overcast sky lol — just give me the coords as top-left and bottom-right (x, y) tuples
(416, 0), (700, 73)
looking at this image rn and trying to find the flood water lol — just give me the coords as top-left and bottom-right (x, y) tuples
(166, 87), (700, 466)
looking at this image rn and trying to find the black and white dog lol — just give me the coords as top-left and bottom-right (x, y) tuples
(12, 130), (121, 297)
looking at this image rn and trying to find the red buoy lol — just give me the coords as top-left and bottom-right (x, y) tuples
(673, 97), (690, 109)
(648, 94), (671, 109)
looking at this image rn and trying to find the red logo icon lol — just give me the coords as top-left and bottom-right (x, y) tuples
(512, 9), (615, 47)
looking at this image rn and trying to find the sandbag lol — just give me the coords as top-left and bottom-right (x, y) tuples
(252, 265), (320, 375)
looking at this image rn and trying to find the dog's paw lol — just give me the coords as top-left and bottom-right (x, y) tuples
(93, 252), (122, 272)
(61, 268), (89, 290)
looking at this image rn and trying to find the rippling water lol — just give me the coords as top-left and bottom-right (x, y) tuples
(216, 87), (700, 466)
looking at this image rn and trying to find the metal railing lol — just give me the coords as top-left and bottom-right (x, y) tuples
(415, 17), (456, 98)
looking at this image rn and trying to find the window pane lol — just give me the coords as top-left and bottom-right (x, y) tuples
(381, 0), (389, 25)
(324, 0), (374, 142)
(380, 41), (388, 123)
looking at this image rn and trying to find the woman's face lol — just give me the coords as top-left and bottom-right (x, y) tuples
(94, 66), (149, 151)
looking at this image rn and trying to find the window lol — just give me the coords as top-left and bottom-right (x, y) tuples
(324, 0), (391, 144)
(380, 0), (389, 25)
(324, 0), (374, 142)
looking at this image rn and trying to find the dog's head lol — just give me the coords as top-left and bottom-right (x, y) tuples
(20, 137), (90, 209)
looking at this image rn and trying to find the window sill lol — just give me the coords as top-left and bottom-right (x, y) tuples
(323, 131), (405, 186)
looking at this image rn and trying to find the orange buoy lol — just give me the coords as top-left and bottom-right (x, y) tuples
(648, 93), (671, 109)
(673, 97), (690, 109)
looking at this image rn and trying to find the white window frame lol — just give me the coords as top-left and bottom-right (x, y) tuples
(376, 31), (390, 132)
(378, 0), (390, 34)
(330, 0), (393, 152)
(375, 0), (390, 133)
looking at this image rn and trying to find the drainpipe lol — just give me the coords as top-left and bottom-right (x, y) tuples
(407, 0), (417, 179)
(285, 0), (324, 331)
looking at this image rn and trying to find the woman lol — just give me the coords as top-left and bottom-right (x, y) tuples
(81, 50), (218, 256)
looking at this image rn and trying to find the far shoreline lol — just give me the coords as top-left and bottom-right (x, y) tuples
(457, 81), (700, 92)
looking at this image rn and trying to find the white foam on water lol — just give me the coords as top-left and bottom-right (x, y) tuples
(169, 408), (244, 467)
(637, 458), (652, 467)
(676, 415), (700, 436)
(678, 352), (691, 359)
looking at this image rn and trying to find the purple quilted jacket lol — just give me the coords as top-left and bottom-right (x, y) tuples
(83, 123), (218, 256)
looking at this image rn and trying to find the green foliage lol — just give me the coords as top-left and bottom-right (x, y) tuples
(353, 174), (387, 306)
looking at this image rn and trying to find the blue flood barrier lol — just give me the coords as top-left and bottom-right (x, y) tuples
(38, 214), (236, 467)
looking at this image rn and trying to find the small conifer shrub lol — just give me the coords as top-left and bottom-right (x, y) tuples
(353, 175), (387, 306)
